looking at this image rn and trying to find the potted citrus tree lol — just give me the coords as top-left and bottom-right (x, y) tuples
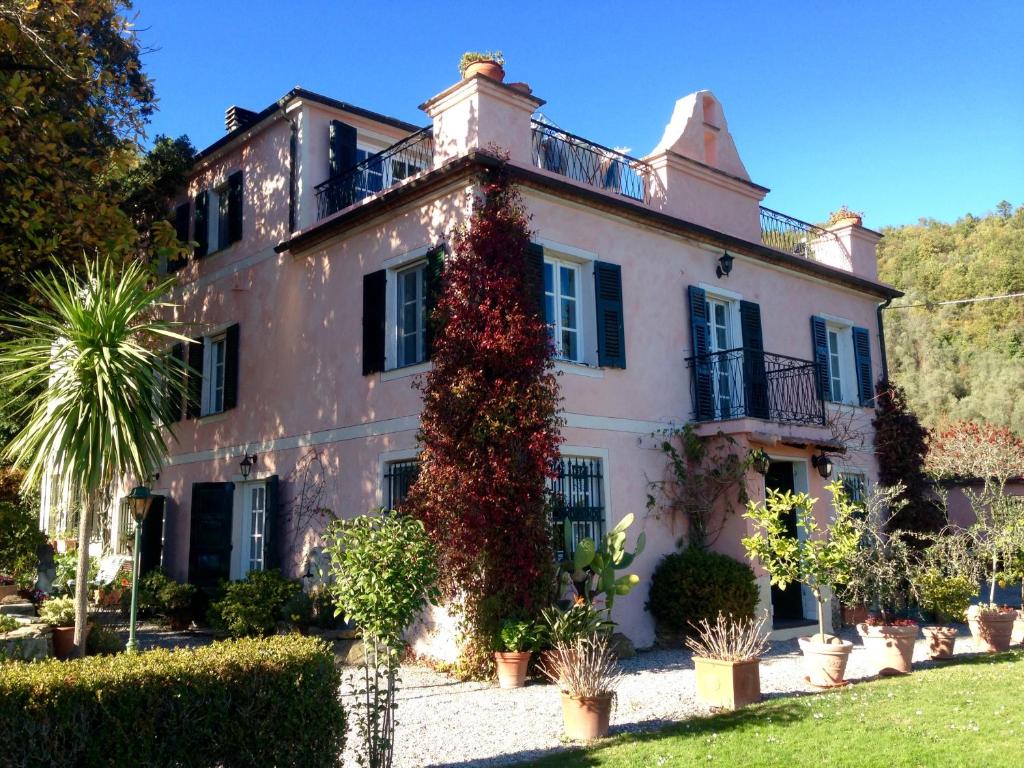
(39, 596), (82, 660)
(494, 618), (537, 689)
(543, 633), (622, 740)
(743, 482), (860, 687)
(458, 51), (505, 82)
(916, 529), (980, 659)
(687, 611), (769, 710)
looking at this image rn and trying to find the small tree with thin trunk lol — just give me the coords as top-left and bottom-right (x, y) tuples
(0, 258), (186, 656)
(404, 162), (562, 676)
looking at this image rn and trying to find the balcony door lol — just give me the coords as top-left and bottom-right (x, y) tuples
(707, 298), (736, 418)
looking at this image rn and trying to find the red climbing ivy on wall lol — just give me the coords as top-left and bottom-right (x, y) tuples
(405, 160), (563, 676)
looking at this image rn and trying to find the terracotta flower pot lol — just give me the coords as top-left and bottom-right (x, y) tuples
(494, 651), (531, 689)
(1012, 611), (1024, 646)
(464, 61), (505, 82)
(0, 585), (19, 601)
(693, 656), (761, 710)
(560, 692), (613, 740)
(966, 606), (1016, 652)
(798, 636), (853, 687)
(51, 624), (89, 660)
(857, 623), (917, 675)
(922, 626), (958, 660)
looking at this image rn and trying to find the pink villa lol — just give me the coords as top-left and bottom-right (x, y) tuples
(41, 69), (901, 648)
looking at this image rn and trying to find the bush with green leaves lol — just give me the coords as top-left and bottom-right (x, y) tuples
(39, 596), (76, 627)
(120, 570), (196, 620)
(498, 618), (538, 652)
(325, 511), (438, 768)
(85, 623), (124, 656)
(0, 636), (344, 767)
(646, 548), (758, 641)
(0, 615), (19, 634)
(51, 551), (99, 598)
(208, 570), (300, 638)
(0, 496), (45, 589)
(539, 602), (611, 648)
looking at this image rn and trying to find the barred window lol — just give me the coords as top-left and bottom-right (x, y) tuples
(840, 472), (867, 504)
(548, 456), (605, 559)
(383, 460), (419, 510)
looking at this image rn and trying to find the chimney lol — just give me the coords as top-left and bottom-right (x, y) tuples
(225, 105), (259, 133)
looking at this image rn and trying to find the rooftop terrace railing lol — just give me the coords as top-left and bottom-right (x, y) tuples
(315, 127), (434, 220)
(531, 120), (650, 204)
(759, 207), (846, 266)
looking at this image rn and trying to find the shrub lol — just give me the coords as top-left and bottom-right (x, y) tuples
(119, 570), (195, 619)
(208, 569), (300, 638)
(0, 635), (344, 767)
(85, 623), (124, 656)
(0, 615), (19, 634)
(51, 551), (99, 598)
(39, 596), (75, 627)
(646, 548), (758, 640)
(0, 496), (45, 588)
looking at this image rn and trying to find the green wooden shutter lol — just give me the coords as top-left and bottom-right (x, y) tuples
(329, 120), (357, 177)
(227, 170), (243, 244)
(810, 316), (832, 402)
(168, 203), (190, 273)
(362, 270), (387, 375)
(688, 286), (714, 420)
(526, 242), (545, 320)
(168, 343), (185, 422)
(594, 261), (626, 368)
(188, 482), (235, 589)
(264, 475), (280, 570)
(852, 326), (874, 406)
(139, 496), (164, 577)
(423, 245), (445, 359)
(740, 300), (769, 419)
(185, 336), (204, 419)
(223, 323), (240, 411)
(193, 190), (209, 258)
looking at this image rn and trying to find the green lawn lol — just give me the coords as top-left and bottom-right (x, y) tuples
(525, 651), (1024, 768)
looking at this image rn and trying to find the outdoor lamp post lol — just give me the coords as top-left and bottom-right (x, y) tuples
(125, 484), (153, 653)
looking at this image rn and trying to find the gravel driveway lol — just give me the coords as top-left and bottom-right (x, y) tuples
(341, 625), (999, 768)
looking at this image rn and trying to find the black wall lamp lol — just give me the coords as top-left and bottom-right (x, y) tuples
(716, 251), (734, 278)
(239, 452), (258, 479)
(811, 452), (834, 479)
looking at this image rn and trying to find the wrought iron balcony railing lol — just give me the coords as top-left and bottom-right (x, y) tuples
(686, 347), (825, 426)
(531, 120), (650, 203)
(314, 128), (434, 220)
(759, 207), (847, 266)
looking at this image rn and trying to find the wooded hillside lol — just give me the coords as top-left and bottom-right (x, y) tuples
(878, 201), (1024, 434)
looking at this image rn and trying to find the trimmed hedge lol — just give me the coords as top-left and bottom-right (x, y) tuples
(646, 548), (759, 641)
(0, 635), (344, 768)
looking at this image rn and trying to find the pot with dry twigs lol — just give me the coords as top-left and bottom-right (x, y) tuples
(542, 634), (622, 740)
(687, 611), (769, 710)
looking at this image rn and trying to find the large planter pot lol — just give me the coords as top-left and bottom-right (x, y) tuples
(966, 606), (1016, 652)
(798, 637), (853, 687)
(0, 585), (19, 601)
(693, 656), (761, 710)
(494, 651), (531, 689)
(840, 604), (869, 628)
(1012, 611), (1024, 646)
(464, 61), (505, 82)
(560, 692), (613, 740)
(857, 623), (918, 675)
(923, 626), (958, 660)
(51, 624), (89, 660)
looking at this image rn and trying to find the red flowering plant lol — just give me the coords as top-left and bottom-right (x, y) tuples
(405, 160), (563, 677)
(928, 421), (1024, 607)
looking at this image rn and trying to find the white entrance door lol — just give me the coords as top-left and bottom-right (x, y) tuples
(707, 298), (734, 417)
(239, 483), (266, 579)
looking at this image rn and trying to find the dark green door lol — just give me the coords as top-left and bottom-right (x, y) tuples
(766, 462), (805, 624)
(188, 482), (234, 589)
(139, 495), (164, 577)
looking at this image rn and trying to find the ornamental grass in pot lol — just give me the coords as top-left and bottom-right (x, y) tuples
(538, 601), (610, 683)
(543, 634), (622, 741)
(743, 482), (861, 688)
(686, 612), (769, 710)
(494, 618), (537, 689)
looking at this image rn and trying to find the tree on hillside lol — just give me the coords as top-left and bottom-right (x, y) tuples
(0, 259), (187, 656)
(405, 163), (563, 676)
(879, 203), (1024, 433)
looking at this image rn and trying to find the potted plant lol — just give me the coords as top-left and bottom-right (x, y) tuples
(542, 634), (622, 740)
(687, 612), (769, 710)
(39, 596), (85, 659)
(458, 51), (505, 82)
(826, 205), (863, 228)
(160, 579), (197, 631)
(494, 618), (537, 689)
(743, 482), (861, 687)
(538, 601), (611, 683)
(914, 529), (980, 659)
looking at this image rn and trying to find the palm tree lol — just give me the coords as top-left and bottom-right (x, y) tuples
(0, 258), (187, 656)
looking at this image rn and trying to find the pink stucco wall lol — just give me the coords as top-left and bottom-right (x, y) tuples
(117, 75), (891, 648)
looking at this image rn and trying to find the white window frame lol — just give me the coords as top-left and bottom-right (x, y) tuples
(395, 261), (427, 369)
(201, 333), (227, 416)
(824, 320), (858, 406)
(544, 256), (585, 363)
(230, 476), (269, 580)
(699, 284), (743, 419)
(383, 248), (433, 372)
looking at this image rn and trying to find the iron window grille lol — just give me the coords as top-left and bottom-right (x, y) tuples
(548, 457), (605, 559)
(383, 460), (420, 510)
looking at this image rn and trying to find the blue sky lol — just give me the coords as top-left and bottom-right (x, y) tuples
(133, 1), (1022, 229)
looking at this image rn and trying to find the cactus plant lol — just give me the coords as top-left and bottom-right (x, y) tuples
(562, 513), (646, 615)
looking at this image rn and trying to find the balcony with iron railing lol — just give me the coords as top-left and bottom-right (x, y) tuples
(759, 207), (847, 267)
(531, 120), (651, 204)
(314, 127), (435, 221)
(686, 347), (825, 427)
